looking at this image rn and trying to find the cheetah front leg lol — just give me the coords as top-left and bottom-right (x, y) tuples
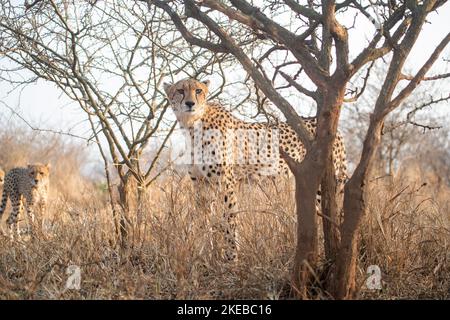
(37, 198), (47, 225)
(0, 189), (8, 218)
(26, 193), (44, 234)
(221, 172), (238, 262)
(6, 195), (24, 239)
(26, 197), (36, 225)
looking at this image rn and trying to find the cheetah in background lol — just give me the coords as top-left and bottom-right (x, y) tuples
(164, 78), (347, 261)
(0, 164), (50, 237)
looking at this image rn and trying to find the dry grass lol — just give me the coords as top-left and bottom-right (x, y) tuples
(0, 168), (448, 299)
(359, 172), (449, 299)
(0, 173), (296, 299)
(0, 123), (448, 299)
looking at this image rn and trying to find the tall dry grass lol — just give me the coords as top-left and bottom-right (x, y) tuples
(0, 173), (289, 299)
(0, 167), (448, 299)
(359, 169), (449, 299)
(0, 122), (448, 299)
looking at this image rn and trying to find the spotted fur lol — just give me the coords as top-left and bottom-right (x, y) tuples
(0, 164), (50, 236)
(164, 79), (347, 261)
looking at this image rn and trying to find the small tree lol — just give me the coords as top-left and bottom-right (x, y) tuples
(0, 0), (230, 246)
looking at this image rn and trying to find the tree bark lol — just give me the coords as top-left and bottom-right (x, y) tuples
(321, 154), (340, 262)
(332, 120), (384, 298)
(117, 170), (138, 248)
(287, 88), (345, 297)
(291, 161), (321, 298)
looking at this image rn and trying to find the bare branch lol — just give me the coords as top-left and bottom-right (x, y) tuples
(279, 70), (317, 100)
(282, 0), (322, 21)
(344, 61), (375, 103)
(0, 101), (89, 141)
(147, 0), (226, 53)
(388, 32), (450, 113)
(399, 72), (450, 81)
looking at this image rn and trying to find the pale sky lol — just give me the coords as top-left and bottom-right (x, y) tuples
(0, 3), (449, 172)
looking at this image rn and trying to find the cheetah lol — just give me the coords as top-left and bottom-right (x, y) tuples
(164, 78), (347, 261)
(0, 164), (50, 236)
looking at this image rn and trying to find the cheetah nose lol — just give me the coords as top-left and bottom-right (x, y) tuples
(185, 101), (195, 110)
(34, 179), (39, 184)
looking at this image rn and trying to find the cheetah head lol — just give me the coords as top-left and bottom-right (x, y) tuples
(28, 163), (51, 188)
(163, 78), (210, 127)
(0, 168), (4, 186)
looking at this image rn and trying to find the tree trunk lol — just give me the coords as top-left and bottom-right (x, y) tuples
(117, 170), (138, 248)
(332, 178), (365, 298)
(135, 183), (147, 245)
(315, 88), (345, 293)
(288, 89), (345, 298)
(332, 120), (384, 299)
(320, 155), (341, 293)
(321, 155), (340, 262)
(291, 161), (321, 298)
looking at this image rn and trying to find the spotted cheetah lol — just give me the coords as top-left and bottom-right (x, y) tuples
(0, 164), (50, 236)
(164, 79), (347, 261)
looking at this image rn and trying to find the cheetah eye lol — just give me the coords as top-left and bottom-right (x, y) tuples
(195, 89), (202, 94)
(177, 89), (184, 94)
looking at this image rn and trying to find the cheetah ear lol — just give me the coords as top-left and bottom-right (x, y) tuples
(202, 80), (210, 88)
(163, 82), (172, 96)
(46, 163), (51, 170)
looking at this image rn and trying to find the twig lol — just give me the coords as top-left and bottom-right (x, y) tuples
(0, 101), (90, 141)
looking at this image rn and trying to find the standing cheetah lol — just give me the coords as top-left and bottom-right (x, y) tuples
(0, 164), (50, 236)
(164, 79), (347, 261)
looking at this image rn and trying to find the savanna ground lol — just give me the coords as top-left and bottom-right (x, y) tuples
(0, 122), (448, 300)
